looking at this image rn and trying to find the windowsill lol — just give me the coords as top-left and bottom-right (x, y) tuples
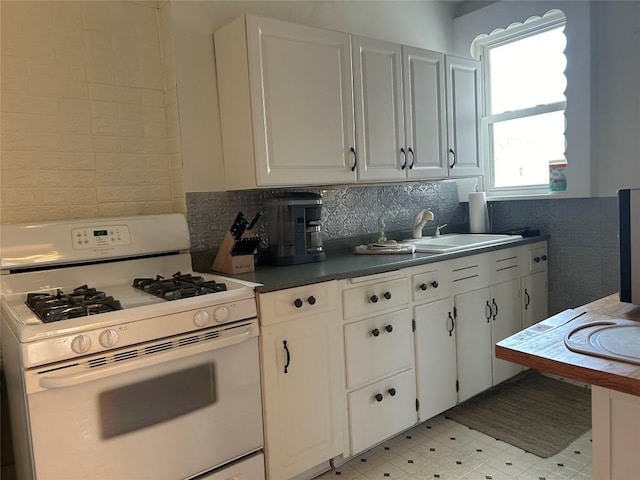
(486, 191), (589, 202)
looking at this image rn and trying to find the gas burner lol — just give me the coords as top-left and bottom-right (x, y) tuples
(25, 285), (123, 323)
(132, 272), (227, 301)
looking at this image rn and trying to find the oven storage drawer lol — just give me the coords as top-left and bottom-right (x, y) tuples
(347, 369), (417, 455)
(343, 309), (413, 389)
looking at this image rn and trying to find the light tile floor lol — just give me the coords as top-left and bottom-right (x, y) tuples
(315, 414), (592, 480)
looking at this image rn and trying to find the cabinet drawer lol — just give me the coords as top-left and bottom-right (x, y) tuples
(489, 247), (523, 283)
(342, 277), (409, 320)
(411, 264), (451, 303)
(528, 245), (549, 273)
(258, 281), (338, 327)
(347, 369), (417, 455)
(344, 309), (413, 389)
(449, 254), (489, 294)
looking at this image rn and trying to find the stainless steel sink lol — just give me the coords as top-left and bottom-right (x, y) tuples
(403, 234), (522, 253)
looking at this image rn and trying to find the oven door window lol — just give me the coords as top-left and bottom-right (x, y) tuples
(99, 363), (217, 438)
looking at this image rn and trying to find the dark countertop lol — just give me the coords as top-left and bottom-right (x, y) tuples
(195, 235), (549, 292)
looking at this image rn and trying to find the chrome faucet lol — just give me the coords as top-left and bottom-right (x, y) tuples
(412, 209), (434, 239)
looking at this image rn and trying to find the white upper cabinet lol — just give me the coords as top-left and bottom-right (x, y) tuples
(403, 47), (448, 179)
(352, 37), (406, 182)
(215, 15), (357, 189)
(215, 15), (483, 189)
(445, 56), (482, 177)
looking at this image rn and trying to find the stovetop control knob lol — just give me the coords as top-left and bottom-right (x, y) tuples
(213, 306), (230, 323)
(193, 310), (211, 327)
(99, 329), (119, 348)
(70, 335), (91, 354)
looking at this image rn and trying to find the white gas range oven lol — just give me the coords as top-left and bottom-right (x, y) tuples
(0, 214), (265, 480)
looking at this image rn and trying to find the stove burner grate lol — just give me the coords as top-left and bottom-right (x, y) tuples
(26, 285), (123, 323)
(132, 272), (227, 301)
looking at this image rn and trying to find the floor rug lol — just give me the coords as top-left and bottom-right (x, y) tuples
(445, 371), (591, 458)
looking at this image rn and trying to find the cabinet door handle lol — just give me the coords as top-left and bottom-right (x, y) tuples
(447, 311), (455, 336)
(400, 148), (407, 170)
(307, 295), (316, 305)
(371, 328), (380, 337)
(408, 147), (415, 169)
(524, 289), (530, 310)
(383, 291), (392, 300)
(350, 147), (357, 172)
(375, 393), (384, 402)
(370, 294), (379, 303)
(448, 148), (456, 168)
(388, 388), (396, 396)
(384, 324), (393, 333)
(283, 340), (291, 374)
(492, 299), (499, 320)
(485, 301), (492, 322)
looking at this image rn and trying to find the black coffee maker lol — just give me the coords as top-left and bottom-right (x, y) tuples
(266, 192), (326, 265)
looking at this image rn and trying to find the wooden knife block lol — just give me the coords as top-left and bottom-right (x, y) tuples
(212, 231), (256, 274)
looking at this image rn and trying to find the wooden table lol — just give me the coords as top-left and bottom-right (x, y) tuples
(496, 294), (640, 479)
(496, 293), (640, 396)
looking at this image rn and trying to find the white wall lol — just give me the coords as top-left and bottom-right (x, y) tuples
(170, 0), (456, 192)
(452, 1), (592, 198)
(591, 1), (640, 196)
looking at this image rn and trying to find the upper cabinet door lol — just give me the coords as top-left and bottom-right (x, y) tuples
(445, 56), (482, 177)
(403, 47), (448, 180)
(352, 37), (405, 182)
(215, 15), (357, 189)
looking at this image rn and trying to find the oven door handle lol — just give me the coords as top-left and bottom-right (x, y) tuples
(38, 325), (256, 390)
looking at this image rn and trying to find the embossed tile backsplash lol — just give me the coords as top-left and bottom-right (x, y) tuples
(186, 181), (465, 252)
(187, 185), (619, 316)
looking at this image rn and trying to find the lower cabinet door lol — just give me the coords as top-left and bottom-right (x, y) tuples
(347, 369), (417, 455)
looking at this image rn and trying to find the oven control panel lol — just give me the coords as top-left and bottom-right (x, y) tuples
(72, 225), (132, 249)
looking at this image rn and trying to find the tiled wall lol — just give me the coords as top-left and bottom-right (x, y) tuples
(187, 181), (466, 252)
(0, 0), (184, 224)
(490, 197), (619, 314)
(188, 189), (619, 315)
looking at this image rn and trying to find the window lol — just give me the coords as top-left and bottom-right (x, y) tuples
(473, 10), (567, 196)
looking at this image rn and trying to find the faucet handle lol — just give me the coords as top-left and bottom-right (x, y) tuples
(435, 224), (448, 237)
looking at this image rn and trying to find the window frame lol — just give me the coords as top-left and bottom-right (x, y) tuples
(476, 12), (567, 198)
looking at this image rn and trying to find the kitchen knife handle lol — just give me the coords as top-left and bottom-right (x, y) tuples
(247, 211), (262, 231)
(350, 147), (357, 172)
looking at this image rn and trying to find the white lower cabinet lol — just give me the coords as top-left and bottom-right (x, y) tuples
(347, 369), (417, 455)
(414, 297), (457, 421)
(592, 385), (640, 480)
(258, 281), (344, 480)
(455, 279), (522, 402)
(340, 273), (416, 457)
(522, 242), (549, 329)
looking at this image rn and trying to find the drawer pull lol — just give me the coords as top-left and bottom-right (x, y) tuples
(383, 291), (392, 300)
(534, 256), (541, 263)
(431, 281), (439, 288)
(283, 340), (291, 374)
(294, 298), (303, 308)
(374, 393), (383, 402)
(541, 254), (548, 261)
(370, 294), (379, 303)
(388, 388), (396, 396)
(371, 328), (380, 337)
(384, 324), (393, 333)
(307, 295), (316, 305)
(419, 283), (428, 291)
